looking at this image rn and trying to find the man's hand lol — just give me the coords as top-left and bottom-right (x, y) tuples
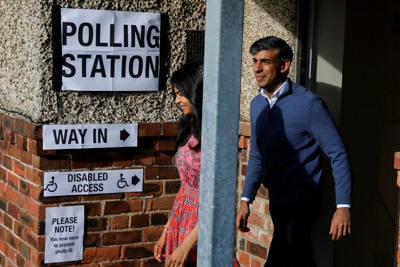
(236, 200), (251, 232)
(329, 207), (351, 241)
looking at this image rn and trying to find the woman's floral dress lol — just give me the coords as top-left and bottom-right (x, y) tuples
(165, 135), (200, 266)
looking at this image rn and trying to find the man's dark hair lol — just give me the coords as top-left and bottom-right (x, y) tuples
(249, 36), (293, 63)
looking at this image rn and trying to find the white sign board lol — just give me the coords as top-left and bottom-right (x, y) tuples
(44, 169), (143, 197)
(42, 123), (138, 150)
(61, 8), (160, 91)
(45, 205), (84, 264)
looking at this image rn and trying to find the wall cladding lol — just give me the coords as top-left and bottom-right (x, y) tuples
(0, 0), (206, 124)
(0, 0), (297, 125)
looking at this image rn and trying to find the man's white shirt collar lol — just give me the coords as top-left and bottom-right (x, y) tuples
(259, 79), (289, 108)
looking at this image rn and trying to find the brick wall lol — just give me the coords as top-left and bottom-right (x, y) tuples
(0, 112), (181, 267)
(236, 122), (273, 267)
(0, 112), (275, 266)
(394, 152), (400, 267)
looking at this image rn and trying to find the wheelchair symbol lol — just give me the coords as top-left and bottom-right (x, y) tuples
(44, 176), (58, 192)
(117, 174), (129, 189)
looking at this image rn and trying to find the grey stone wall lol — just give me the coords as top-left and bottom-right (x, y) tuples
(0, 0), (297, 124)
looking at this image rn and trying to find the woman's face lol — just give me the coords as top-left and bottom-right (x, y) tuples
(174, 86), (193, 115)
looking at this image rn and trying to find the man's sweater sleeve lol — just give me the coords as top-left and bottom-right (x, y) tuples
(308, 97), (352, 205)
(241, 107), (264, 203)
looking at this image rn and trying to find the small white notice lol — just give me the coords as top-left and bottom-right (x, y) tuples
(44, 169), (143, 197)
(45, 205), (84, 264)
(42, 123), (138, 150)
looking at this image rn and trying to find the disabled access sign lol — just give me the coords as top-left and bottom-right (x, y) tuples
(44, 169), (143, 197)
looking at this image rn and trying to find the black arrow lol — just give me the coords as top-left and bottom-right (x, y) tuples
(120, 129), (130, 142)
(132, 175), (140, 186)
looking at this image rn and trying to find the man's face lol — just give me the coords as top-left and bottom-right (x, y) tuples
(252, 49), (288, 91)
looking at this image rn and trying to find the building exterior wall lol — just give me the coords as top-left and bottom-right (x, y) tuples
(0, 0), (298, 266)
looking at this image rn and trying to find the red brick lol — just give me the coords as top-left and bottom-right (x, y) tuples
(132, 152), (154, 165)
(84, 233), (101, 247)
(165, 180), (180, 194)
(2, 115), (13, 130)
(240, 149), (248, 163)
(12, 160), (25, 178)
(26, 230), (38, 248)
(110, 215), (130, 230)
(20, 150), (33, 165)
(82, 247), (121, 263)
(238, 136), (248, 149)
(138, 123), (161, 137)
(256, 186), (268, 199)
(103, 230), (141, 245)
(141, 258), (163, 267)
(162, 122), (179, 136)
(122, 244), (153, 259)
(239, 122), (251, 137)
(13, 118), (27, 136)
(24, 166), (42, 185)
(251, 257), (265, 267)
(0, 139), (8, 154)
(130, 214), (150, 228)
(395, 152), (400, 169)
(238, 251), (250, 267)
(13, 221), (26, 240)
(27, 139), (55, 156)
(4, 129), (16, 145)
(241, 164), (247, 176)
(145, 166), (179, 180)
(398, 244), (400, 264)
(32, 154), (70, 170)
(2, 154), (12, 170)
(155, 139), (177, 151)
(8, 144), (21, 161)
(142, 227), (163, 242)
(104, 199), (143, 215)
(0, 168), (6, 182)
(153, 152), (174, 165)
(7, 172), (19, 190)
(246, 240), (267, 258)
(25, 198), (42, 218)
(28, 185), (42, 202)
(4, 214), (13, 230)
(29, 248), (43, 267)
(15, 134), (27, 151)
(84, 202), (102, 216)
(150, 213), (168, 226)
(127, 182), (162, 197)
(112, 154), (134, 167)
(86, 217), (107, 231)
(248, 212), (270, 229)
(146, 196), (175, 211)
(24, 123), (42, 140)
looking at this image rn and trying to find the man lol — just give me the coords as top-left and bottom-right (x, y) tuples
(236, 36), (352, 267)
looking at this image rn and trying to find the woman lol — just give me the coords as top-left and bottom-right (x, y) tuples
(154, 60), (203, 267)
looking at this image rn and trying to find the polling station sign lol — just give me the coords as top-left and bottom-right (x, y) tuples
(42, 123), (138, 150)
(45, 205), (84, 264)
(44, 169), (143, 197)
(60, 8), (160, 91)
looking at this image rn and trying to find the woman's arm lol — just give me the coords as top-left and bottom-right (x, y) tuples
(166, 223), (198, 267)
(154, 219), (171, 262)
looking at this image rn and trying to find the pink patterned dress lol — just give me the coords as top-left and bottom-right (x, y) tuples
(165, 135), (200, 266)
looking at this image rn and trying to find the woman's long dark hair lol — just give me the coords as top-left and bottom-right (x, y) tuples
(171, 60), (203, 150)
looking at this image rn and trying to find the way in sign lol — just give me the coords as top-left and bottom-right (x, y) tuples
(43, 124), (137, 150)
(53, 128), (108, 144)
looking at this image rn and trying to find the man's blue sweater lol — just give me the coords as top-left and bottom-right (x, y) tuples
(242, 81), (352, 205)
